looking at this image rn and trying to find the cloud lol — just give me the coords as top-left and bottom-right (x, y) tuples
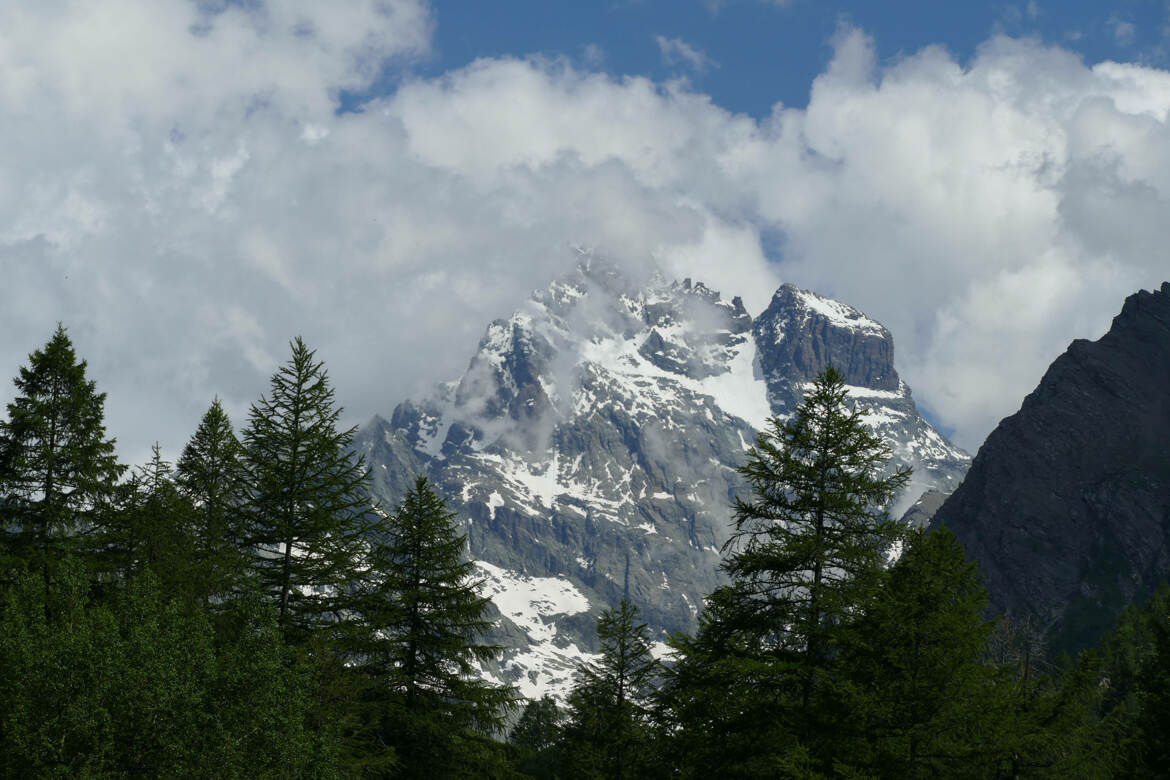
(655, 35), (718, 73)
(583, 43), (606, 68)
(3, 6), (1170, 466)
(1112, 18), (1137, 46)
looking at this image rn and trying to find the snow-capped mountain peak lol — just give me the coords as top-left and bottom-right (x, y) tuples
(357, 257), (969, 702)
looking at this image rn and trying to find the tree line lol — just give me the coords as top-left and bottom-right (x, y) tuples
(0, 326), (1166, 778)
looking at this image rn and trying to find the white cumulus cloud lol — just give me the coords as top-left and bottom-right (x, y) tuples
(2, 6), (1170, 466)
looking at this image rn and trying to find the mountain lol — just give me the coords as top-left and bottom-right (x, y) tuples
(357, 254), (970, 700)
(931, 282), (1170, 656)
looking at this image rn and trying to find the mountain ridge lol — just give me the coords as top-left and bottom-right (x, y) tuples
(931, 281), (1170, 655)
(358, 254), (970, 699)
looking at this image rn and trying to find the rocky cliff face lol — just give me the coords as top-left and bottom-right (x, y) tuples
(357, 255), (970, 699)
(932, 282), (1170, 656)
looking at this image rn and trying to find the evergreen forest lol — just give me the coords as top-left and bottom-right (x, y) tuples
(0, 325), (1167, 779)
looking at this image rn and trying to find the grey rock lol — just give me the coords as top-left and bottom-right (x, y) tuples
(931, 281), (1170, 656)
(900, 490), (949, 529)
(357, 254), (970, 700)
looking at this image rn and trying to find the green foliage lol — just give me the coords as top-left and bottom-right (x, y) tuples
(0, 559), (118, 777)
(0, 559), (337, 778)
(509, 695), (564, 779)
(657, 590), (807, 778)
(242, 337), (380, 642)
(5, 329), (1165, 780)
(356, 476), (517, 778)
(175, 398), (252, 603)
(0, 324), (123, 569)
(1070, 584), (1170, 777)
(663, 367), (911, 775)
(562, 599), (658, 780)
(835, 527), (1002, 777)
(724, 367), (910, 677)
(96, 444), (201, 595)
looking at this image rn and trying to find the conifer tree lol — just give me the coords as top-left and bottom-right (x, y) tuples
(355, 476), (516, 778)
(510, 695), (564, 779)
(0, 559), (339, 778)
(662, 367), (910, 774)
(835, 527), (1001, 776)
(724, 368), (910, 702)
(562, 599), (658, 780)
(1132, 590), (1170, 774)
(0, 325), (123, 567)
(176, 399), (250, 603)
(241, 337), (379, 643)
(98, 444), (199, 594)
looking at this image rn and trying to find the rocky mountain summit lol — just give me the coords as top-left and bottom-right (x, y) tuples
(357, 255), (970, 700)
(932, 282), (1170, 656)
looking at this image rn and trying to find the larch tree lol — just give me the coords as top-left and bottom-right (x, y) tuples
(835, 527), (1002, 777)
(175, 398), (251, 603)
(241, 337), (379, 643)
(0, 324), (123, 569)
(724, 366), (909, 710)
(98, 444), (199, 594)
(509, 695), (564, 779)
(562, 599), (658, 780)
(355, 476), (516, 778)
(662, 366), (910, 775)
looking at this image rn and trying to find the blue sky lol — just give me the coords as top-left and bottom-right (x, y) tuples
(346, 1), (1170, 117)
(4, 0), (1170, 462)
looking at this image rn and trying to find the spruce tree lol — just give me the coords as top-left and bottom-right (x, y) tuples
(562, 599), (658, 780)
(241, 337), (379, 643)
(0, 325), (123, 567)
(355, 476), (516, 778)
(176, 399), (250, 603)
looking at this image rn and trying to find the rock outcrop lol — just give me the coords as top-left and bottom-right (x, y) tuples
(932, 282), (1170, 655)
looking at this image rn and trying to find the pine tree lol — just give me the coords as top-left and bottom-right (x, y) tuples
(241, 337), (379, 643)
(175, 399), (250, 603)
(0, 325), (123, 568)
(355, 476), (516, 778)
(562, 599), (658, 780)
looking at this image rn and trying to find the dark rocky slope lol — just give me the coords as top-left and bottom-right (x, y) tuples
(932, 282), (1170, 655)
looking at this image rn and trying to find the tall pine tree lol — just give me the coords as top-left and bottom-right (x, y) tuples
(355, 476), (516, 778)
(0, 325), (123, 570)
(242, 337), (379, 643)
